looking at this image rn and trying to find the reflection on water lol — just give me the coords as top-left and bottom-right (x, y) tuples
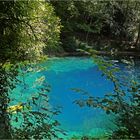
(10, 57), (140, 139)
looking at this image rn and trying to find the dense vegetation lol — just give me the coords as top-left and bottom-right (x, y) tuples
(51, 0), (140, 52)
(0, 1), (62, 139)
(0, 0), (140, 139)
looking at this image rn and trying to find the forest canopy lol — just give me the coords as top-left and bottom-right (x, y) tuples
(51, 0), (140, 52)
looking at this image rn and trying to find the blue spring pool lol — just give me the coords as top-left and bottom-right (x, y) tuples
(10, 57), (140, 139)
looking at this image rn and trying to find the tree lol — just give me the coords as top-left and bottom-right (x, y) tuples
(51, 0), (140, 52)
(43, 2), (62, 55)
(0, 0), (61, 138)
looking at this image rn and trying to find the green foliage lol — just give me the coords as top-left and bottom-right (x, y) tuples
(0, 1), (62, 62)
(0, 0), (62, 139)
(0, 1), (44, 62)
(43, 2), (62, 55)
(51, 0), (140, 52)
(0, 65), (19, 138)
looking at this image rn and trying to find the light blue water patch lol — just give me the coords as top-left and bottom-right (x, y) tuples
(9, 70), (43, 105)
(42, 57), (95, 72)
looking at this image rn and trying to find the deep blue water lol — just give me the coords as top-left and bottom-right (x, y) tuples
(41, 57), (114, 138)
(10, 57), (140, 138)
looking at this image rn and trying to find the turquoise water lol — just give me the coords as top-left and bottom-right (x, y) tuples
(10, 57), (139, 139)
(42, 57), (115, 138)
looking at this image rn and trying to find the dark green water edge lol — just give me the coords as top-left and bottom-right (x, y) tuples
(54, 51), (140, 58)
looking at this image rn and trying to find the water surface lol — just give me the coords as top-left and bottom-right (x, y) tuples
(41, 57), (114, 138)
(10, 57), (140, 139)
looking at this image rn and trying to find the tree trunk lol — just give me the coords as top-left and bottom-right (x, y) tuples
(0, 67), (12, 139)
(135, 22), (140, 47)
